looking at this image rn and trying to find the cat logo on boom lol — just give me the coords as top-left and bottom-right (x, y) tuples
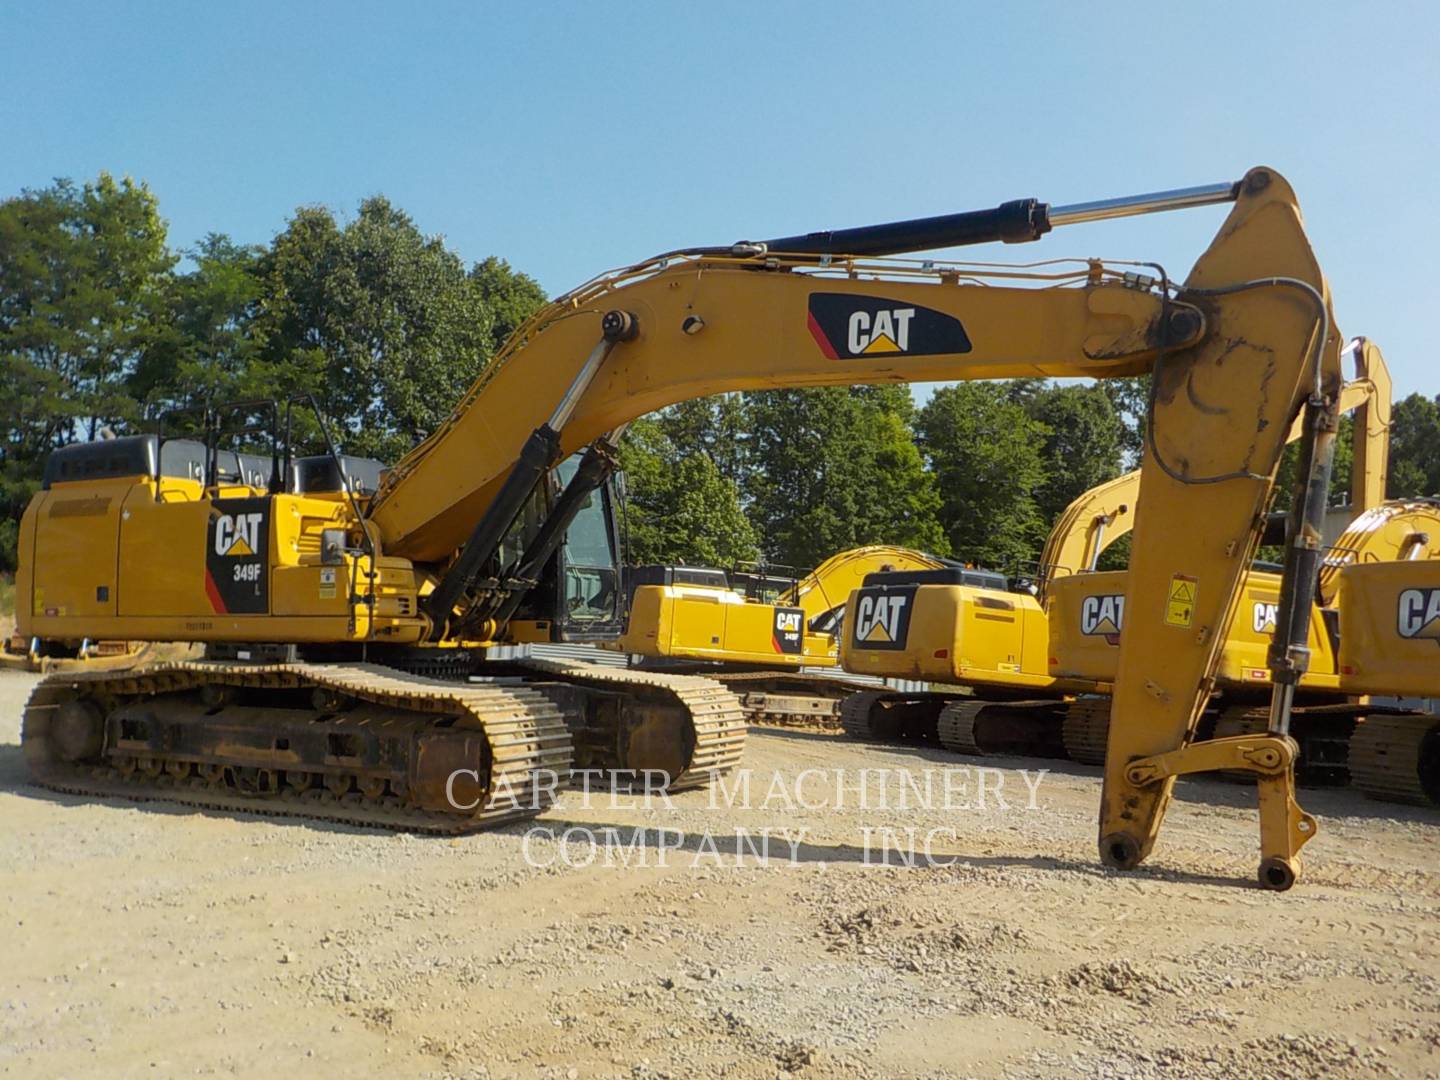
(1397, 587), (1440, 643)
(1080, 594), (1124, 645)
(851, 586), (916, 651)
(807, 293), (972, 360)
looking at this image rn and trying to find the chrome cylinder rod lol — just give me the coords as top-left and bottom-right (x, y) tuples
(1049, 182), (1240, 228)
(751, 179), (1242, 258)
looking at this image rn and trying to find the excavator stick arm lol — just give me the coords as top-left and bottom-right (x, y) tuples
(1099, 168), (1343, 887)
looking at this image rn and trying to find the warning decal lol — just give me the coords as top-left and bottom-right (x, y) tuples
(1164, 574), (1196, 628)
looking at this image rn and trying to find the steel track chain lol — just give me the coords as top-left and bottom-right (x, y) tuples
(1061, 699), (1111, 766)
(838, 690), (889, 741)
(513, 658), (747, 790)
(23, 660), (572, 832)
(1349, 713), (1440, 806)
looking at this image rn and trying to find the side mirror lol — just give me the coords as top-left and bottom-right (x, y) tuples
(321, 529), (347, 566)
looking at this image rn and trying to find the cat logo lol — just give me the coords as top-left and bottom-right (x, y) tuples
(807, 293), (972, 360)
(214, 511), (265, 557)
(1397, 587), (1440, 642)
(205, 498), (270, 614)
(847, 307), (915, 354)
(1080, 594), (1124, 644)
(851, 586), (916, 650)
(1252, 602), (1279, 634)
(772, 607), (804, 655)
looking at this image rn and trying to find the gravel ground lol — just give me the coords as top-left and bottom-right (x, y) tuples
(2, 668), (1437, 1079)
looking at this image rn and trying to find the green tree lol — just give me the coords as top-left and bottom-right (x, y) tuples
(1101, 374), (1151, 467)
(744, 386), (947, 568)
(619, 417), (759, 566)
(0, 174), (174, 568)
(917, 383), (1049, 569)
(250, 197), (496, 462)
(470, 256), (547, 353)
(129, 233), (267, 416)
(1023, 382), (1124, 525)
(0, 174), (173, 447)
(652, 393), (751, 486)
(1386, 392), (1440, 498)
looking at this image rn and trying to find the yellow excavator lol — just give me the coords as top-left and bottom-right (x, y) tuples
(1044, 341), (1440, 804)
(1050, 498), (1440, 780)
(611, 545), (948, 725)
(18, 166), (1349, 888)
(840, 344), (1390, 764)
(1333, 541), (1440, 805)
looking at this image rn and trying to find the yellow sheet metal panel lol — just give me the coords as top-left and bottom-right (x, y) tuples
(1337, 561), (1440, 697)
(619, 582), (835, 668)
(1214, 572), (1338, 690)
(841, 582), (959, 681)
(116, 487), (212, 616)
(28, 479), (129, 622)
(721, 600), (807, 668)
(1050, 568), (1339, 691)
(619, 585), (721, 658)
(29, 475), (423, 644)
(842, 582), (1063, 689)
(956, 589), (1027, 677)
(1047, 571), (1126, 682)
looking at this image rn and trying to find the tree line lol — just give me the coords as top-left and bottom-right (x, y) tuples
(620, 381), (1136, 572)
(5, 174), (1440, 577)
(1, 174), (544, 570)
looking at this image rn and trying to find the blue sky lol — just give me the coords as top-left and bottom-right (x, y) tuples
(3, 2), (1437, 399)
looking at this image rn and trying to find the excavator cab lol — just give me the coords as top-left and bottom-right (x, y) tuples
(508, 454), (626, 643)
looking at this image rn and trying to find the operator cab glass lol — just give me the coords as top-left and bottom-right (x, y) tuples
(555, 455), (623, 634)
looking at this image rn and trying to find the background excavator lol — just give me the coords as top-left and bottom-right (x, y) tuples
(18, 166), (1348, 888)
(839, 336), (1440, 806)
(1333, 539), (1440, 805)
(839, 346), (1390, 760)
(610, 545), (949, 726)
(1045, 340), (1440, 804)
